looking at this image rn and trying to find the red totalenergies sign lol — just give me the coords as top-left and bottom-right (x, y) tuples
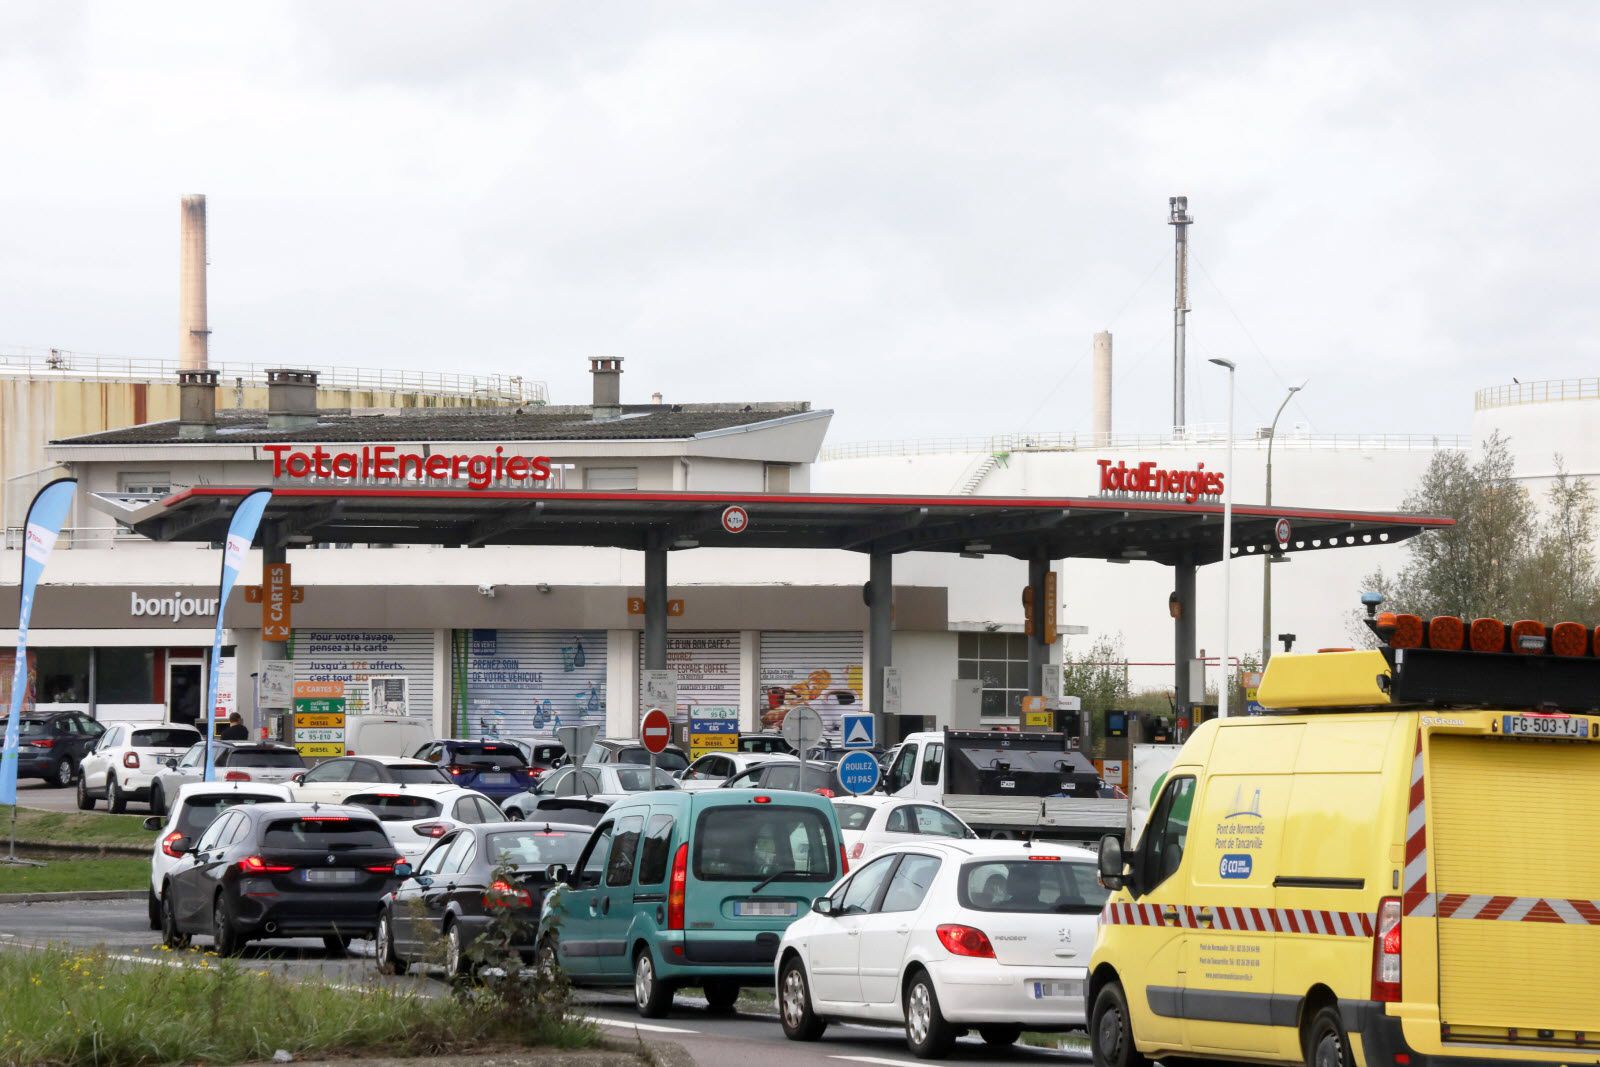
(1097, 458), (1224, 504)
(264, 445), (552, 491)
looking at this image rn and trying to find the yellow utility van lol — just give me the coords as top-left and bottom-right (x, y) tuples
(1088, 610), (1600, 1067)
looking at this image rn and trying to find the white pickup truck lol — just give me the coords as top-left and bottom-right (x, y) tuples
(879, 729), (1127, 842)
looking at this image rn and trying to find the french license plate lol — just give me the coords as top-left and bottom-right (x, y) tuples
(480, 772), (511, 785)
(303, 869), (361, 884)
(1032, 980), (1079, 999)
(1503, 714), (1589, 740)
(734, 900), (797, 917)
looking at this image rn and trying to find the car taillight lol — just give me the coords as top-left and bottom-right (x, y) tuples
(26, 739), (54, 749)
(849, 841), (864, 860)
(224, 771), (251, 782)
(448, 766), (464, 776)
(369, 857), (407, 874)
(529, 766), (546, 777)
(812, 787), (836, 798)
(936, 924), (995, 958)
(667, 842), (689, 930)
(412, 821), (450, 838)
(123, 752), (140, 768)
(1372, 897), (1402, 1002)
(483, 879), (533, 908)
(161, 831), (185, 858)
(238, 855), (293, 874)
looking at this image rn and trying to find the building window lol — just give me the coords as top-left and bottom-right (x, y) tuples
(97, 648), (157, 704)
(118, 472), (171, 496)
(34, 648), (90, 704)
(957, 632), (1027, 720)
(583, 467), (638, 491)
(764, 463), (792, 493)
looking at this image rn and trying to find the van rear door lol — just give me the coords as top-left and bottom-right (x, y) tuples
(1427, 728), (1600, 1046)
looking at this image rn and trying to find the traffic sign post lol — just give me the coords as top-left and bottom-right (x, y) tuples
(836, 750), (881, 795)
(780, 704), (823, 756)
(841, 711), (875, 749)
(642, 706), (672, 784)
(1275, 518), (1292, 550)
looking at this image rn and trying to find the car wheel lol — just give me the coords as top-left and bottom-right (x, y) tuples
(108, 777), (127, 814)
(149, 783), (166, 818)
(444, 922), (470, 979)
(50, 758), (76, 788)
(778, 956), (827, 1041)
(76, 776), (94, 810)
(323, 934), (353, 956)
(375, 912), (408, 975)
(212, 894), (244, 957)
(1304, 1005), (1353, 1067)
(980, 1025), (1022, 1046)
(903, 969), (957, 1059)
(147, 888), (162, 931)
(161, 890), (190, 949)
(703, 978), (739, 1013)
(1090, 980), (1149, 1067)
(633, 945), (674, 1018)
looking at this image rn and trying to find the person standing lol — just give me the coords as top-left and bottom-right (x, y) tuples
(220, 712), (250, 741)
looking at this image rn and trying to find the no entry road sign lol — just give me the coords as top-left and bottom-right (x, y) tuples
(641, 707), (672, 754)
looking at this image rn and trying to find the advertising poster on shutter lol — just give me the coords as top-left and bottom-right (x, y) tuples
(639, 633), (740, 723)
(464, 630), (606, 741)
(291, 630), (435, 717)
(758, 632), (865, 737)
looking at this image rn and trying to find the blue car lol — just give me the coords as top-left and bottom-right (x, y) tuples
(411, 739), (538, 803)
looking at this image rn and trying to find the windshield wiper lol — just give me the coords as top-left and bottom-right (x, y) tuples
(750, 869), (808, 893)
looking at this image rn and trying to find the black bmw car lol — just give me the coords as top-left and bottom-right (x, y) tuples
(160, 802), (402, 955)
(375, 821), (590, 978)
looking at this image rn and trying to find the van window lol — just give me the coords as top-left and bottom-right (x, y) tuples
(636, 814), (675, 884)
(607, 816), (644, 887)
(887, 744), (918, 792)
(959, 858), (1109, 913)
(920, 744), (942, 785)
(575, 824), (613, 886)
(1140, 776), (1197, 892)
(693, 805), (837, 882)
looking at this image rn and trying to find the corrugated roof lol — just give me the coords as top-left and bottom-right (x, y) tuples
(52, 403), (817, 445)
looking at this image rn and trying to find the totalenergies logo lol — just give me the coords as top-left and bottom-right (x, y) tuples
(1097, 459), (1224, 505)
(264, 445), (552, 492)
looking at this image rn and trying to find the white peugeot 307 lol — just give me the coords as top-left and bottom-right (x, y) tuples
(775, 839), (1107, 1059)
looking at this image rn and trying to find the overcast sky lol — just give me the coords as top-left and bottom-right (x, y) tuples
(3, 2), (1597, 444)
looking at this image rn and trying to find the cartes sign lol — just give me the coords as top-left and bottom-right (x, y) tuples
(263, 562), (292, 641)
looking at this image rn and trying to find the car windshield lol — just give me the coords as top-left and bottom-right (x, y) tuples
(262, 817), (389, 850)
(229, 749), (303, 768)
(614, 747), (689, 772)
(344, 794), (443, 821)
(447, 744), (528, 769)
(693, 805), (837, 882)
(484, 828), (587, 867)
(385, 765), (452, 784)
(174, 794), (286, 837)
(613, 766), (677, 791)
(834, 803), (874, 831)
(133, 728), (200, 748)
(958, 858), (1110, 914)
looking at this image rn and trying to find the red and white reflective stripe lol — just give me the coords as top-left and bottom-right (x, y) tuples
(1098, 902), (1373, 937)
(1436, 894), (1600, 925)
(1401, 729), (1434, 917)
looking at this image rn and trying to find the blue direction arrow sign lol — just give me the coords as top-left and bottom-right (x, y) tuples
(836, 750), (881, 796)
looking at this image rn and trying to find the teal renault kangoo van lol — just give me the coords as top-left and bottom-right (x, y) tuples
(538, 787), (845, 1017)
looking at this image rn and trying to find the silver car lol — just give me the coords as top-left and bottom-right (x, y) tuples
(149, 742), (306, 815)
(501, 763), (678, 818)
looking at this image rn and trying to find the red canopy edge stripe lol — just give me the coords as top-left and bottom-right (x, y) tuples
(156, 485), (1454, 529)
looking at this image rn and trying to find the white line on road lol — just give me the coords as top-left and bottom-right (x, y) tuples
(828, 1056), (918, 1066)
(583, 1015), (699, 1035)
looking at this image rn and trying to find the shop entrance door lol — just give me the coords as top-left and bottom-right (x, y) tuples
(166, 660), (205, 728)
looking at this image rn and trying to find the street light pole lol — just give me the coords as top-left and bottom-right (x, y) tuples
(1262, 383), (1304, 667)
(1208, 357), (1236, 717)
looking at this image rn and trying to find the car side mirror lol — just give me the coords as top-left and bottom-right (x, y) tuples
(393, 862), (414, 879)
(291, 773), (305, 785)
(143, 816), (162, 831)
(169, 836), (191, 857)
(811, 896), (836, 916)
(545, 862), (570, 884)
(416, 874), (434, 888)
(1097, 834), (1126, 892)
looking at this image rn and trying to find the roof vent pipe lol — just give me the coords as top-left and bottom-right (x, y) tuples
(590, 356), (623, 418)
(266, 368), (320, 430)
(177, 368), (219, 440)
(179, 195), (210, 371)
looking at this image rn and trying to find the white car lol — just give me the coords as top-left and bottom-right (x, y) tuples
(832, 796), (976, 863)
(775, 839), (1106, 1059)
(78, 722), (202, 813)
(501, 763), (678, 817)
(676, 751), (779, 791)
(341, 784), (510, 863)
(143, 781), (293, 930)
(286, 755), (452, 805)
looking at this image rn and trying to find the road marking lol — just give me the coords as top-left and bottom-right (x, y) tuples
(829, 1056), (918, 1066)
(582, 1014), (698, 1034)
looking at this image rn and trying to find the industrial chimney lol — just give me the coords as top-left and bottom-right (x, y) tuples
(179, 195), (210, 370)
(266, 369), (319, 430)
(1092, 331), (1113, 446)
(177, 368), (219, 440)
(590, 356), (623, 418)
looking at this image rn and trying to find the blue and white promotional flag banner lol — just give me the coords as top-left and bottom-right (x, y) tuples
(202, 489), (272, 782)
(2, 478), (78, 807)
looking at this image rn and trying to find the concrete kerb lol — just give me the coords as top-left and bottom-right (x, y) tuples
(0, 889), (145, 905)
(243, 1042), (697, 1067)
(8, 839), (148, 857)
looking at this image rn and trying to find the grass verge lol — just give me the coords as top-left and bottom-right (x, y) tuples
(0, 856), (148, 894)
(0, 806), (155, 848)
(1023, 1030), (1089, 1053)
(0, 947), (599, 1066)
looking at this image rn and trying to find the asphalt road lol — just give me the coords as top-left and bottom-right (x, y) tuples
(0, 899), (1089, 1067)
(17, 782), (112, 814)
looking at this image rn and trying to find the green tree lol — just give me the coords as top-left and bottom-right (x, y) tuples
(1059, 634), (1132, 755)
(1516, 459), (1600, 622)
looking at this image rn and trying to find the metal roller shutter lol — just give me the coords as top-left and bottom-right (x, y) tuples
(638, 632), (740, 724)
(291, 630), (436, 717)
(757, 632), (864, 737)
(461, 629), (606, 741)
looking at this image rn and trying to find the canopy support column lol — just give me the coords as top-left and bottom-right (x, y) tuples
(644, 545), (668, 673)
(1174, 553), (1197, 714)
(1027, 553), (1049, 698)
(869, 551), (893, 744)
